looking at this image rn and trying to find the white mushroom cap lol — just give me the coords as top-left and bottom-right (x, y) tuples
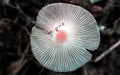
(31, 3), (100, 72)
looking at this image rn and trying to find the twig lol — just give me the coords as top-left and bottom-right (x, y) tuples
(7, 3), (35, 24)
(39, 67), (44, 75)
(114, 18), (120, 25)
(8, 43), (30, 75)
(0, 18), (31, 36)
(82, 66), (88, 75)
(20, 25), (31, 36)
(94, 39), (120, 62)
(10, 59), (28, 75)
(17, 30), (22, 55)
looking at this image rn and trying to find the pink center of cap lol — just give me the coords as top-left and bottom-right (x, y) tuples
(56, 30), (67, 42)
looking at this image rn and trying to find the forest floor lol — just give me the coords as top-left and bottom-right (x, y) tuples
(0, 0), (120, 75)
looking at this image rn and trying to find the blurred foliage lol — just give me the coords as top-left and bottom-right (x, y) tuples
(0, 0), (120, 75)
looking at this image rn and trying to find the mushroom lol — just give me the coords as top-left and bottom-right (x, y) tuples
(31, 3), (100, 72)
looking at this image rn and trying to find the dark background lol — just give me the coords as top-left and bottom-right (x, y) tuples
(0, 0), (120, 75)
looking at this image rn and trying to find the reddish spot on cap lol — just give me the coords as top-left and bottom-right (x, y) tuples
(56, 30), (67, 42)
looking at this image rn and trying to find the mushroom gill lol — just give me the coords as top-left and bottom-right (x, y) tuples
(31, 3), (100, 72)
